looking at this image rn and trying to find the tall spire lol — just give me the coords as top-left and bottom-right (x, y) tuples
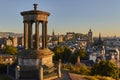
(89, 28), (92, 32)
(52, 29), (55, 36)
(98, 32), (103, 46)
(99, 32), (101, 40)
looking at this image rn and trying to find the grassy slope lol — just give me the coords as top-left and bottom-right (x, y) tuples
(69, 73), (118, 80)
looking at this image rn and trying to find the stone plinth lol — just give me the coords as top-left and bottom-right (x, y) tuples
(18, 49), (54, 68)
(17, 49), (54, 79)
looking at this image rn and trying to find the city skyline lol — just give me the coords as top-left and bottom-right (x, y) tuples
(0, 0), (120, 37)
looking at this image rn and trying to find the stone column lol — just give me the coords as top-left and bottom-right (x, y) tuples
(42, 21), (45, 49)
(35, 21), (39, 50)
(39, 66), (43, 80)
(28, 21), (33, 49)
(45, 21), (48, 48)
(58, 59), (62, 78)
(24, 21), (28, 49)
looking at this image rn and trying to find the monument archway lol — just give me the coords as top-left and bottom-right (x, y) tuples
(21, 4), (49, 50)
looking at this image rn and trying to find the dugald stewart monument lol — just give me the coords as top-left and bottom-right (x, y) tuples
(15, 4), (61, 80)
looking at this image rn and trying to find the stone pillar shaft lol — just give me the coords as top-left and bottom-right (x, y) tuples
(42, 21), (45, 49)
(28, 22), (33, 49)
(58, 59), (62, 78)
(45, 22), (47, 48)
(35, 21), (39, 50)
(39, 66), (43, 80)
(24, 21), (28, 49)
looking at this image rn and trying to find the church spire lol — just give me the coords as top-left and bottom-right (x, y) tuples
(89, 28), (92, 32)
(98, 32), (103, 47)
(99, 32), (101, 40)
(52, 29), (55, 36)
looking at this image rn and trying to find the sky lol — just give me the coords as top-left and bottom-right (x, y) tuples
(0, 0), (120, 37)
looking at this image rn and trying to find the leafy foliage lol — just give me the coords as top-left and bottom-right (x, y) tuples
(61, 46), (72, 62)
(84, 75), (115, 80)
(62, 63), (90, 75)
(70, 49), (87, 64)
(91, 60), (119, 79)
(3, 46), (17, 55)
(53, 46), (64, 61)
(53, 46), (71, 63)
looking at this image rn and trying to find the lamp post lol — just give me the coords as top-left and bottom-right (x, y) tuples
(15, 65), (20, 80)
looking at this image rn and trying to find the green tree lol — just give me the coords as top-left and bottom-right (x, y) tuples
(53, 46), (64, 61)
(3, 46), (17, 55)
(53, 46), (71, 63)
(62, 46), (71, 62)
(76, 49), (87, 59)
(91, 60), (119, 79)
(70, 49), (87, 64)
(62, 63), (90, 75)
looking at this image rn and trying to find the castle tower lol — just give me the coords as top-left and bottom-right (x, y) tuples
(88, 29), (93, 43)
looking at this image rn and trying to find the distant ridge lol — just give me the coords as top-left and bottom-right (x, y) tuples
(0, 32), (23, 38)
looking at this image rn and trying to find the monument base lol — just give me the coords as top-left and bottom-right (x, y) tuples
(17, 49), (57, 79)
(18, 49), (54, 67)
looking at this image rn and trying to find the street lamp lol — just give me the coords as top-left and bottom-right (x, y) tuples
(16, 65), (20, 80)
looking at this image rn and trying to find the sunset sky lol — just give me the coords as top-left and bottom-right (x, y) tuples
(0, 0), (120, 37)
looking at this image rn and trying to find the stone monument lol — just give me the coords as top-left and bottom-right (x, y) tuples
(17, 4), (55, 80)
